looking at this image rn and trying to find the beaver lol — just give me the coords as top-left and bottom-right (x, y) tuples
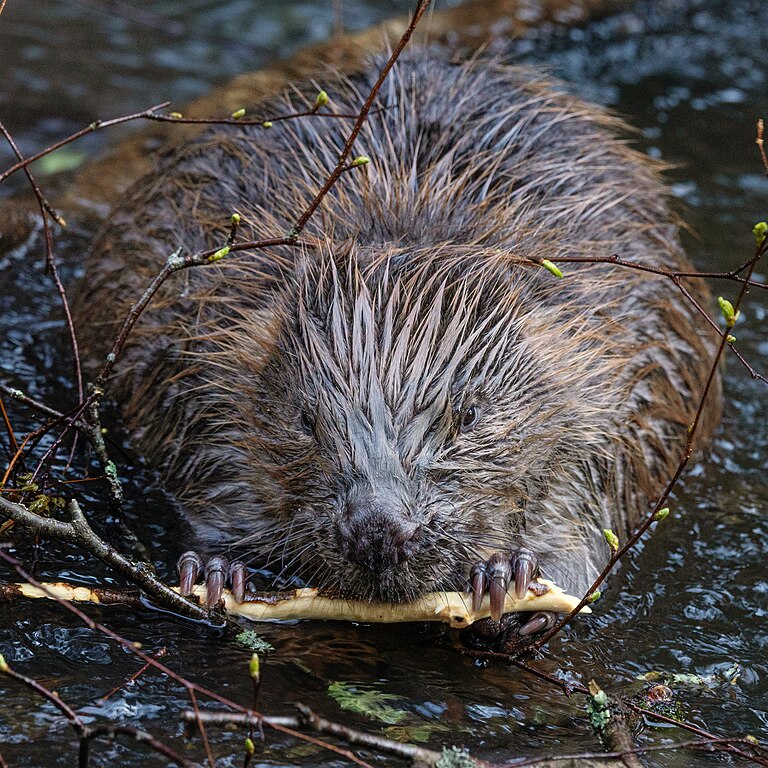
(74, 55), (720, 638)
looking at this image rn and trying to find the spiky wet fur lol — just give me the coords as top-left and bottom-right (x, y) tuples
(76, 56), (720, 599)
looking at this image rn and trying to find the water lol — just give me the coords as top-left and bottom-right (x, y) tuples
(1, 1), (767, 765)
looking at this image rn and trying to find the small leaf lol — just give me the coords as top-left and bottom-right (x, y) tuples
(262, 121), (273, 129)
(653, 507), (670, 522)
(315, 90), (329, 108)
(231, 108), (246, 119)
(351, 156), (370, 167)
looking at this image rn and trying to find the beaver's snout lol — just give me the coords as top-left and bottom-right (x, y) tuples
(338, 493), (422, 574)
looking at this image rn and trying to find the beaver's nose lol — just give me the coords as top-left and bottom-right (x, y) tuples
(338, 497), (422, 573)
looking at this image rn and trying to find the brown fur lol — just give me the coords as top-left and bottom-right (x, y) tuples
(75, 55), (720, 599)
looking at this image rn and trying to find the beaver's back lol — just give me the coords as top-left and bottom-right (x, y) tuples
(76, 57), (720, 595)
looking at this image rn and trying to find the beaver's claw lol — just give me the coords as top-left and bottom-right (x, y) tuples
(468, 548), (554, 640)
(177, 551), (248, 608)
(469, 548), (540, 620)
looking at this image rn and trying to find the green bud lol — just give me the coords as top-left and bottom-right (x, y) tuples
(351, 156), (370, 167)
(588, 590), (601, 603)
(315, 90), (329, 108)
(231, 213), (241, 225)
(753, 221), (768, 246)
(249, 653), (260, 681)
(717, 296), (734, 319)
(231, 108), (246, 119)
(209, 246), (230, 263)
(726, 335), (736, 343)
(717, 296), (739, 328)
(746, 735), (760, 745)
(0, 654), (8, 673)
(541, 259), (564, 278)
(653, 507), (670, 522)
(245, 737), (256, 755)
(169, 112), (183, 119)
(603, 528), (619, 553)
(262, 121), (273, 129)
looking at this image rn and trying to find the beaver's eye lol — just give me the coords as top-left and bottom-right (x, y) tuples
(459, 405), (479, 432)
(299, 410), (316, 436)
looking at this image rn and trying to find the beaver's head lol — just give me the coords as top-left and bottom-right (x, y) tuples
(223, 242), (611, 601)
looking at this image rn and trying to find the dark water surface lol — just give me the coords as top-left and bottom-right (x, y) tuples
(1, 1), (767, 766)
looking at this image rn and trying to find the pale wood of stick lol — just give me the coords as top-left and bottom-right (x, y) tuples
(8, 579), (590, 628)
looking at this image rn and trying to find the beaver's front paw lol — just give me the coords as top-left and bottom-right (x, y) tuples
(468, 548), (556, 641)
(177, 551), (248, 607)
(461, 610), (558, 654)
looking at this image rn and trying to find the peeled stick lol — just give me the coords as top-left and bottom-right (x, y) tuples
(182, 579), (590, 629)
(7, 579), (590, 629)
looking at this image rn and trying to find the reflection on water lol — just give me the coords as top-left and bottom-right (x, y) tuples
(1, 1), (767, 766)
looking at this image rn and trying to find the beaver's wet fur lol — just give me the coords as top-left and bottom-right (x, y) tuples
(76, 56), (720, 603)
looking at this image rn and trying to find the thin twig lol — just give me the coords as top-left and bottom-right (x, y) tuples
(1, 654), (193, 768)
(78, 724), (195, 768)
(1, 513), (378, 768)
(0, 103), (170, 183)
(544, 254), (767, 382)
(291, 0), (433, 237)
(0, 656), (84, 729)
(0, 498), (211, 621)
(0, 104), (381, 184)
(94, 236), (302, 388)
(499, 739), (768, 768)
(757, 119), (768, 174)
(0, 121), (83, 402)
(0, 385), (67, 422)
(99, 647), (167, 703)
(525, 237), (766, 654)
(182, 706), (460, 767)
(462, 647), (767, 765)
